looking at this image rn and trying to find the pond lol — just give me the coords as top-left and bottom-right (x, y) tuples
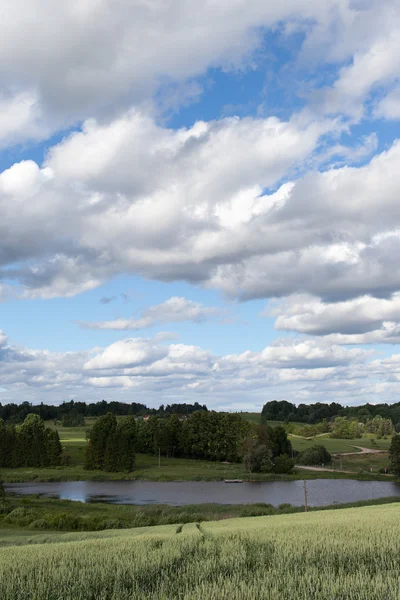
(5, 479), (400, 507)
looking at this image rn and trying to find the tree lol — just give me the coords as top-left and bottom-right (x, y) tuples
(242, 440), (274, 473)
(389, 435), (400, 478)
(85, 413), (117, 470)
(273, 454), (294, 474)
(17, 414), (49, 467)
(115, 416), (136, 472)
(45, 429), (62, 466)
(330, 417), (362, 439)
(61, 412), (85, 427)
(298, 445), (332, 466)
(87, 414), (136, 473)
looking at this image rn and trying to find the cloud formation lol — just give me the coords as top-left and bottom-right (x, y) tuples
(0, 329), (386, 409)
(1, 0), (400, 408)
(80, 296), (224, 330)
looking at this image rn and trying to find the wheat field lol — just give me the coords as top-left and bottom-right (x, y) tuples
(1, 504), (399, 599)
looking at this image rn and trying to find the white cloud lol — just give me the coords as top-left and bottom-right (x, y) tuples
(0, 0), (354, 130)
(79, 296), (224, 330)
(272, 294), (400, 336)
(0, 91), (49, 149)
(0, 329), (381, 408)
(322, 30), (400, 119)
(0, 109), (332, 297)
(0, 0), (397, 145)
(376, 86), (400, 120)
(84, 338), (167, 370)
(267, 294), (400, 345)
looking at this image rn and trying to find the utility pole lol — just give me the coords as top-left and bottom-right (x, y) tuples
(158, 447), (161, 468)
(303, 480), (308, 512)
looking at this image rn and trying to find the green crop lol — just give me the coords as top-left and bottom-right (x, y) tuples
(1, 503), (400, 599)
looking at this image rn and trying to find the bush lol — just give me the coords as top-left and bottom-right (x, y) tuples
(4, 507), (34, 524)
(298, 445), (332, 466)
(273, 454), (295, 473)
(101, 519), (125, 530)
(29, 519), (51, 530)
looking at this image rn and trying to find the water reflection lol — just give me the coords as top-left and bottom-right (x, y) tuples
(6, 479), (400, 507)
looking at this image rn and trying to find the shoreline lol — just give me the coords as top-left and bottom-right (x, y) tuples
(0, 466), (395, 484)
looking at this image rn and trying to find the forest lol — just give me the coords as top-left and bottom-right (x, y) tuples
(261, 399), (400, 427)
(0, 400), (208, 425)
(0, 414), (62, 468)
(85, 411), (294, 474)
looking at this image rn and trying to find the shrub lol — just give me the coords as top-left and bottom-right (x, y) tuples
(273, 454), (294, 474)
(29, 519), (51, 530)
(4, 507), (36, 525)
(298, 445), (332, 466)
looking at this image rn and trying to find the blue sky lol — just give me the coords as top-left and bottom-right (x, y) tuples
(1, 0), (400, 409)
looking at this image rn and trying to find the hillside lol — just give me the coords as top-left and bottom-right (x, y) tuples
(1, 503), (399, 599)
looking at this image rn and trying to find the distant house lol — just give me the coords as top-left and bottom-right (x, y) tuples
(143, 415), (151, 421)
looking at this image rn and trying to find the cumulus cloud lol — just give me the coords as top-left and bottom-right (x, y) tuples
(79, 296), (224, 330)
(0, 0), (374, 131)
(0, 109), (333, 297)
(0, 0), (397, 145)
(375, 86), (400, 120)
(0, 91), (49, 149)
(1, 120), (400, 304)
(0, 330), (382, 407)
(2, 0), (400, 409)
(266, 294), (400, 344)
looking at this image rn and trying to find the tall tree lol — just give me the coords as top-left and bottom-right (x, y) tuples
(389, 435), (400, 478)
(85, 413), (117, 470)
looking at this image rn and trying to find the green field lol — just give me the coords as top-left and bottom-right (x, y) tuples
(289, 433), (392, 453)
(1, 503), (400, 599)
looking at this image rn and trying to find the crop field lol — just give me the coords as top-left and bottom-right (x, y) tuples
(1, 503), (400, 599)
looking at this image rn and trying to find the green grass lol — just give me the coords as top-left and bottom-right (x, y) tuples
(237, 412), (261, 423)
(289, 434), (392, 453)
(338, 452), (390, 473)
(0, 453), (291, 483)
(1, 503), (400, 599)
(1, 493), (400, 535)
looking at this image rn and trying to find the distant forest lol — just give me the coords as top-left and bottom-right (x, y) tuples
(0, 400), (208, 425)
(261, 400), (400, 427)
(3, 399), (400, 427)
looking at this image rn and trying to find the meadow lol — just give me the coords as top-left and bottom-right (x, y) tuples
(1, 503), (400, 599)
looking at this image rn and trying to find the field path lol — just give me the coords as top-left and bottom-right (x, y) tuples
(295, 465), (354, 474)
(335, 446), (386, 456)
(290, 433), (329, 440)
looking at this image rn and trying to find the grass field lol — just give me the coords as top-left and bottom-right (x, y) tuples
(1, 503), (400, 599)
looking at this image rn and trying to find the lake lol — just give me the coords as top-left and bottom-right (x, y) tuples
(5, 479), (400, 507)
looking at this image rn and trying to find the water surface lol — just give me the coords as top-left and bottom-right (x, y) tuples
(6, 479), (400, 507)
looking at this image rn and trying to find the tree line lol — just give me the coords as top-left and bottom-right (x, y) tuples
(0, 414), (62, 468)
(262, 400), (400, 428)
(285, 415), (395, 440)
(0, 400), (208, 425)
(85, 411), (294, 474)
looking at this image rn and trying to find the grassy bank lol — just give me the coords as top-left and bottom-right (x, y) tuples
(2, 503), (400, 599)
(1, 493), (400, 535)
(1, 459), (394, 483)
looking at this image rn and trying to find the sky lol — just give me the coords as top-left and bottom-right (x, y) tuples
(1, 0), (400, 411)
